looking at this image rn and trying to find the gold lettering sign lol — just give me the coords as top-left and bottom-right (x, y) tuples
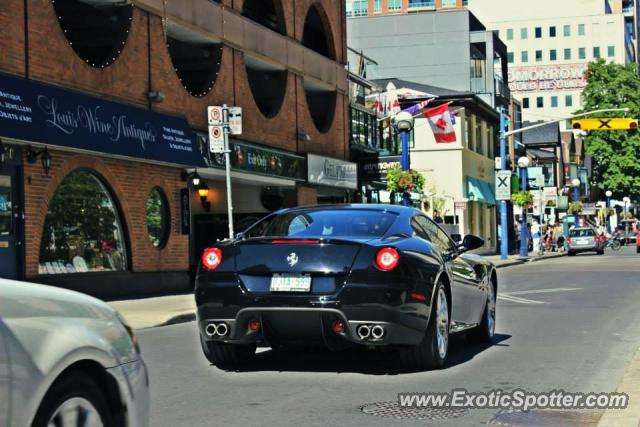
(0, 241), (9, 248)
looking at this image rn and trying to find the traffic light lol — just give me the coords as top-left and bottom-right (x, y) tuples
(571, 118), (638, 130)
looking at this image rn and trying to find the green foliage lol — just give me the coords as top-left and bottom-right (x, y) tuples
(568, 202), (583, 215)
(511, 191), (534, 207)
(580, 60), (640, 199)
(386, 166), (425, 193)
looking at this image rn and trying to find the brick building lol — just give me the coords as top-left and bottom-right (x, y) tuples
(0, 0), (350, 298)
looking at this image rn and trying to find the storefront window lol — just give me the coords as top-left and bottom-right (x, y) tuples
(0, 176), (11, 236)
(147, 187), (170, 248)
(39, 170), (127, 275)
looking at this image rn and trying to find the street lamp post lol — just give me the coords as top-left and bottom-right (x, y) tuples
(605, 190), (613, 234)
(499, 108), (509, 260)
(572, 178), (581, 227)
(394, 111), (415, 207)
(518, 156), (530, 258)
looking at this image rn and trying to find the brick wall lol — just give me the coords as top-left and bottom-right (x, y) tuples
(23, 150), (189, 279)
(0, 0), (349, 159)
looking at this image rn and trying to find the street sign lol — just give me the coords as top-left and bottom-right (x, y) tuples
(454, 201), (467, 211)
(207, 106), (223, 125)
(543, 186), (557, 199)
(229, 107), (242, 135)
(208, 125), (224, 153)
(571, 118), (638, 130)
(494, 157), (501, 170)
(495, 170), (512, 201)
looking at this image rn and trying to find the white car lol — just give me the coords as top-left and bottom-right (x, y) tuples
(0, 279), (149, 427)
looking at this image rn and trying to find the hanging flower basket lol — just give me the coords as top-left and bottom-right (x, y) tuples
(511, 191), (534, 207)
(386, 165), (425, 194)
(568, 202), (583, 215)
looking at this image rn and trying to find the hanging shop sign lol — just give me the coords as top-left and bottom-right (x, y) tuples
(0, 72), (205, 167)
(200, 135), (306, 181)
(358, 156), (401, 182)
(307, 154), (358, 190)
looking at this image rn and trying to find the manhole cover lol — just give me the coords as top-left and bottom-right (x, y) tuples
(360, 401), (468, 420)
(489, 409), (601, 426)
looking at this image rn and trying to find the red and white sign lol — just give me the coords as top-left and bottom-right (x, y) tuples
(454, 201), (467, 211)
(508, 64), (588, 92)
(208, 106), (223, 125)
(208, 125), (224, 153)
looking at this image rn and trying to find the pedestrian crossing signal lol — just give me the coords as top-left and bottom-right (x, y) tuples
(571, 118), (638, 130)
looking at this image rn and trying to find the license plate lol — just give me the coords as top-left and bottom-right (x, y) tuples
(576, 239), (589, 245)
(270, 274), (312, 292)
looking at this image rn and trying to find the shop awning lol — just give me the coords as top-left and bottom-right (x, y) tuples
(466, 177), (496, 206)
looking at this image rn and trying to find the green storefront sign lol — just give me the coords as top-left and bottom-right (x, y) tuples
(199, 135), (306, 181)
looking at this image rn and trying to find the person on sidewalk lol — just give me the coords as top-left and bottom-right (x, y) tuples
(531, 220), (541, 255)
(433, 210), (444, 224)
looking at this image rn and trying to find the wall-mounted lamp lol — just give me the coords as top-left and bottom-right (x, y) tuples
(297, 128), (311, 142)
(198, 182), (211, 211)
(27, 146), (52, 176)
(147, 90), (166, 103)
(181, 169), (201, 187)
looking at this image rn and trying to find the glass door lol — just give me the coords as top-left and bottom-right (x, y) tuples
(0, 145), (23, 279)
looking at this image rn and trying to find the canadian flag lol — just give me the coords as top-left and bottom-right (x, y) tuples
(423, 103), (456, 143)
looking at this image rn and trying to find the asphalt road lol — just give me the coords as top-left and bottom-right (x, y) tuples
(138, 247), (640, 426)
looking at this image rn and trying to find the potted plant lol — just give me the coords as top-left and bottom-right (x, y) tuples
(568, 201), (583, 215)
(386, 166), (425, 194)
(511, 191), (534, 207)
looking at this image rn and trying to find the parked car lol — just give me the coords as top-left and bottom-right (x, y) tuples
(195, 205), (497, 370)
(567, 227), (605, 256)
(0, 279), (149, 427)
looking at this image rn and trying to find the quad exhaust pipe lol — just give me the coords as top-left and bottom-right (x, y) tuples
(357, 324), (385, 341)
(205, 322), (229, 337)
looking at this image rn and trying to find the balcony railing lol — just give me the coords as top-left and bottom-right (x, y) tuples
(494, 77), (511, 100)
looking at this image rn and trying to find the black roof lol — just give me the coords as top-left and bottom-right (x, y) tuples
(373, 78), (468, 97)
(522, 122), (561, 147)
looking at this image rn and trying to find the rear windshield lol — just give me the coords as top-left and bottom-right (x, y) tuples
(570, 229), (595, 237)
(244, 209), (398, 238)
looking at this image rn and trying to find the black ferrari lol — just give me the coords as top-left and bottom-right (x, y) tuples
(195, 204), (497, 370)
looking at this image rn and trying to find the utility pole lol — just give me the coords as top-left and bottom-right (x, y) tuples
(222, 104), (234, 239)
(499, 108), (509, 260)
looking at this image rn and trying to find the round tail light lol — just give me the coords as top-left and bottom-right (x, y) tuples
(375, 247), (400, 271)
(202, 247), (223, 271)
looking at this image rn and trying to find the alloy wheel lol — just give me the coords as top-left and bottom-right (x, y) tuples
(436, 287), (449, 359)
(487, 281), (496, 337)
(47, 397), (105, 427)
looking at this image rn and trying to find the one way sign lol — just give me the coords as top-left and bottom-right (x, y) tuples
(495, 171), (512, 201)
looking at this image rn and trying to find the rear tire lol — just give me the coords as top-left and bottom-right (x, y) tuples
(32, 371), (114, 427)
(636, 246), (640, 254)
(400, 282), (449, 370)
(467, 278), (496, 344)
(568, 251), (576, 256)
(200, 335), (256, 368)
(611, 240), (622, 251)
(597, 250), (604, 255)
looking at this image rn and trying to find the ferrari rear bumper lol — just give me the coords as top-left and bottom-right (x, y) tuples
(197, 305), (427, 348)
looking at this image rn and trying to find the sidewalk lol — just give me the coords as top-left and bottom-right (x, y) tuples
(110, 251), (565, 330)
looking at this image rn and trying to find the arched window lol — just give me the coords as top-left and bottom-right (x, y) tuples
(39, 170), (127, 275)
(147, 187), (170, 248)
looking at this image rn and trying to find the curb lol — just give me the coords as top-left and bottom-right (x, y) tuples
(597, 346), (640, 426)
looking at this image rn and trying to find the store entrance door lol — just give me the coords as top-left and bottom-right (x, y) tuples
(0, 145), (23, 280)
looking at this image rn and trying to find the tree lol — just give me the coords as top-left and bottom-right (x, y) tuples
(580, 59), (640, 199)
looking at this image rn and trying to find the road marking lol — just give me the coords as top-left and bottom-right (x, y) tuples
(507, 287), (583, 296)
(497, 294), (545, 304)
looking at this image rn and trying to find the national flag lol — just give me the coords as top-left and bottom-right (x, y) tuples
(424, 103), (456, 143)
(401, 98), (434, 116)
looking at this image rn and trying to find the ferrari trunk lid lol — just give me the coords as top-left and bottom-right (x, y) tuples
(233, 238), (367, 275)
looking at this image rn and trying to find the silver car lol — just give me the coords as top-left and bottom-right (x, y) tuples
(0, 279), (149, 427)
(567, 227), (605, 256)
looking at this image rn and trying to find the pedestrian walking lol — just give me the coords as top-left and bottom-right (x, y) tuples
(531, 220), (541, 255)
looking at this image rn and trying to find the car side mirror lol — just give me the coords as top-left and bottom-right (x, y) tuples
(235, 232), (245, 241)
(458, 234), (484, 253)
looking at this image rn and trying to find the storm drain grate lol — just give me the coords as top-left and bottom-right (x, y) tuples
(359, 401), (469, 420)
